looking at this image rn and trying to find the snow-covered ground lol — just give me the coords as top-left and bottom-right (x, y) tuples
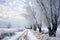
(42, 28), (60, 38)
(2, 30), (27, 40)
(1, 29), (38, 40)
(56, 28), (60, 38)
(0, 29), (60, 40)
(0, 28), (24, 36)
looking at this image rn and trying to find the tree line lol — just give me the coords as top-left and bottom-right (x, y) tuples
(22, 0), (60, 37)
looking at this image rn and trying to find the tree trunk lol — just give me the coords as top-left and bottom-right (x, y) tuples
(38, 26), (41, 32)
(52, 23), (57, 37)
(34, 24), (36, 31)
(48, 26), (52, 36)
(39, 27), (42, 32)
(34, 27), (36, 31)
(48, 23), (57, 37)
(37, 24), (42, 32)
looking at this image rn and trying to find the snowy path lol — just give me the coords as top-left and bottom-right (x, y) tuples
(27, 30), (38, 40)
(2, 29), (38, 40)
(2, 29), (60, 40)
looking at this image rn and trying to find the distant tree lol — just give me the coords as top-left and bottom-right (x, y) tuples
(33, 24), (37, 31)
(21, 1), (42, 31)
(7, 23), (11, 28)
(30, 25), (32, 29)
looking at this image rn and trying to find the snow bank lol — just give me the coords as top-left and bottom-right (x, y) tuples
(0, 28), (24, 37)
(1, 29), (60, 40)
(31, 30), (60, 40)
(2, 29), (27, 40)
(27, 30), (38, 40)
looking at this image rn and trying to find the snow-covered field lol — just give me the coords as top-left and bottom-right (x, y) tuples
(0, 28), (24, 35)
(0, 29), (60, 40)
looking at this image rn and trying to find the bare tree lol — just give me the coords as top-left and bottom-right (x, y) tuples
(36, 0), (60, 37)
(7, 23), (11, 28)
(22, 1), (42, 31)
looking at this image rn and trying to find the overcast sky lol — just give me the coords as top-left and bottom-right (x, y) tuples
(0, 0), (28, 28)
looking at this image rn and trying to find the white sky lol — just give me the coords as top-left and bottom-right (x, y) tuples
(0, 0), (28, 28)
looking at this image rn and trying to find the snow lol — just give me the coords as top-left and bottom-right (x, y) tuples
(2, 29), (27, 40)
(27, 30), (38, 40)
(8, 32), (24, 40)
(1, 29), (60, 40)
(2, 36), (11, 40)
(2, 29), (38, 40)
(56, 28), (60, 38)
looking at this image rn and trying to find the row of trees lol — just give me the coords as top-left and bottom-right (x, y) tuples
(36, 0), (60, 37)
(22, 0), (42, 32)
(22, 0), (60, 37)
